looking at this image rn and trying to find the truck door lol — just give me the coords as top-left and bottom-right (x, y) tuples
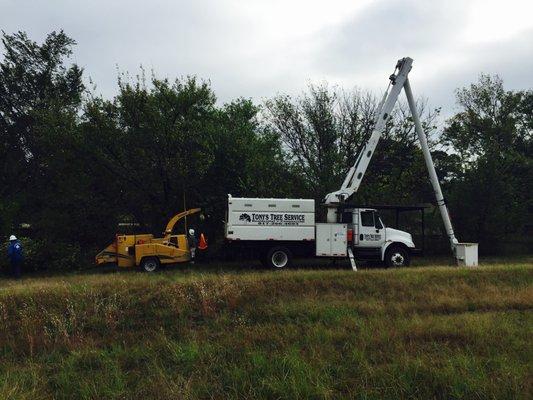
(357, 210), (386, 249)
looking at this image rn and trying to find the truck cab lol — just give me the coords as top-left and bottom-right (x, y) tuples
(341, 208), (416, 267)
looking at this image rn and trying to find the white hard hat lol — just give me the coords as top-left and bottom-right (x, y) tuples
(189, 229), (195, 235)
(9, 235), (17, 241)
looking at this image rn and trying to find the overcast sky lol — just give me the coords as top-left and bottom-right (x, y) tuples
(2, 0), (533, 115)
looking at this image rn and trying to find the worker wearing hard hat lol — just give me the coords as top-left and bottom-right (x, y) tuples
(188, 229), (198, 263)
(7, 235), (23, 279)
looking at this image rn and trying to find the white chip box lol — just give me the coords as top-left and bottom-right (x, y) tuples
(226, 195), (315, 241)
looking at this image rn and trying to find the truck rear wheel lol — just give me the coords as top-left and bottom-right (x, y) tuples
(266, 247), (292, 269)
(140, 257), (160, 272)
(385, 245), (410, 268)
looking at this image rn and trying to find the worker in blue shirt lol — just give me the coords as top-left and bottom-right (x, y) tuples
(7, 235), (23, 279)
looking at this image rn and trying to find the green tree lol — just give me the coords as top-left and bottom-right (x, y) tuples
(0, 30), (84, 249)
(265, 84), (442, 206)
(82, 74), (217, 233)
(443, 75), (532, 250)
(83, 76), (294, 245)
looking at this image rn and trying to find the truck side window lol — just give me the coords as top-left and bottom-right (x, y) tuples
(360, 211), (374, 227)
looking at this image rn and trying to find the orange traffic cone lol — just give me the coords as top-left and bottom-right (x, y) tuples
(198, 233), (208, 250)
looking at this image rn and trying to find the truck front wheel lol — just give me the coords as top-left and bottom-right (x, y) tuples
(385, 245), (410, 268)
(140, 257), (160, 272)
(266, 247), (292, 269)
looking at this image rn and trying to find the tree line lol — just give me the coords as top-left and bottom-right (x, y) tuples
(1, 31), (531, 269)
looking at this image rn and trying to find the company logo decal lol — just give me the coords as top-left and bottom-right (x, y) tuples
(239, 213), (252, 222)
(363, 234), (382, 241)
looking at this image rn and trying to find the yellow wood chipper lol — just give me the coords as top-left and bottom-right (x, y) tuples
(95, 208), (202, 272)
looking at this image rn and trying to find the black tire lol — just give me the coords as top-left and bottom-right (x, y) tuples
(140, 257), (160, 272)
(385, 245), (410, 268)
(266, 247), (292, 269)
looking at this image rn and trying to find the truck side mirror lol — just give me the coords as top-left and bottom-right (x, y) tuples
(374, 214), (383, 229)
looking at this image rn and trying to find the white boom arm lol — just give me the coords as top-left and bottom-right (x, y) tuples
(324, 58), (413, 206)
(324, 57), (459, 250)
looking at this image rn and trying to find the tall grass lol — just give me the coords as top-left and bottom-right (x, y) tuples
(0, 263), (532, 399)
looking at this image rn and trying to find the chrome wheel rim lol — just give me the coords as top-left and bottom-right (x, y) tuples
(272, 251), (288, 268)
(391, 252), (405, 267)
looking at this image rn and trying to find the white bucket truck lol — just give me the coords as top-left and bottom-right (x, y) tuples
(225, 57), (478, 269)
(225, 195), (417, 268)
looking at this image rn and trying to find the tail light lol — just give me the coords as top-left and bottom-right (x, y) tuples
(347, 229), (353, 242)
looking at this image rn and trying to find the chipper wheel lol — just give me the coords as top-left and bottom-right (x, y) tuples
(140, 257), (160, 272)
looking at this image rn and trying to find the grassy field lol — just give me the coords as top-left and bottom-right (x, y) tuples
(0, 260), (532, 399)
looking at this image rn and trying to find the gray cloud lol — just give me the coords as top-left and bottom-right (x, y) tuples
(412, 26), (533, 117)
(313, 0), (467, 76)
(1, 0), (532, 114)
